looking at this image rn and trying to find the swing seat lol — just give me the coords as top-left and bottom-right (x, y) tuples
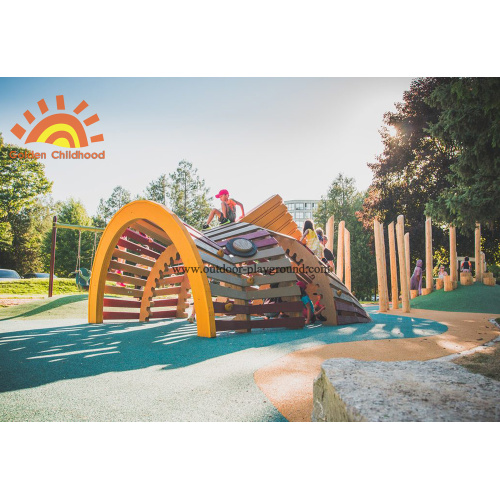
(75, 268), (91, 290)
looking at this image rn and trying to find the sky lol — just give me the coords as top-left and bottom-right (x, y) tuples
(0, 77), (414, 215)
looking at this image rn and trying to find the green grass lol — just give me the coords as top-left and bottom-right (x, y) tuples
(411, 282), (500, 314)
(0, 279), (80, 296)
(0, 294), (88, 320)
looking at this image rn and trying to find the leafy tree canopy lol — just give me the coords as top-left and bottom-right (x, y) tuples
(166, 160), (211, 229)
(426, 77), (500, 231)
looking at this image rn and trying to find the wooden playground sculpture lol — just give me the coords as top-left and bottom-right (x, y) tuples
(373, 216), (494, 313)
(88, 195), (370, 338)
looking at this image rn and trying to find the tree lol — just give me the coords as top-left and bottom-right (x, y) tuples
(0, 137), (53, 273)
(144, 174), (169, 205)
(426, 77), (500, 231)
(314, 174), (377, 301)
(166, 160), (211, 228)
(96, 186), (132, 224)
(0, 140), (52, 221)
(359, 78), (455, 266)
(42, 199), (95, 277)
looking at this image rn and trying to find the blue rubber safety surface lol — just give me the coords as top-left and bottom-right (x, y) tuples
(0, 310), (447, 421)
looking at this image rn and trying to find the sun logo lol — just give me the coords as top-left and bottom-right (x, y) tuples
(10, 95), (104, 149)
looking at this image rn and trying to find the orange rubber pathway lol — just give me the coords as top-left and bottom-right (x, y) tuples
(254, 308), (499, 422)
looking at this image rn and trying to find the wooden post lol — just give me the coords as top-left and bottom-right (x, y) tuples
(475, 223), (482, 281)
(49, 216), (57, 298)
(425, 216), (433, 291)
(396, 216), (410, 313)
(449, 225), (457, 286)
(405, 232), (410, 287)
(337, 220), (345, 282)
(344, 227), (351, 292)
(379, 222), (389, 311)
(326, 216), (334, 255)
(388, 222), (399, 309)
(373, 220), (387, 312)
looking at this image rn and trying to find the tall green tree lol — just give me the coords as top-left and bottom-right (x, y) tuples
(42, 198), (95, 277)
(0, 137), (53, 273)
(96, 186), (132, 224)
(144, 174), (169, 205)
(167, 160), (211, 228)
(315, 174), (377, 301)
(426, 77), (500, 231)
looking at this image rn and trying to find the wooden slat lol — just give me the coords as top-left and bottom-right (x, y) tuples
(204, 222), (253, 238)
(113, 249), (155, 268)
(251, 204), (288, 231)
(109, 260), (151, 276)
(106, 272), (146, 287)
(230, 246), (285, 264)
(337, 314), (371, 325)
(210, 283), (247, 300)
(117, 237), (161, 260)
(194, 238), (234, 262)
(104, 285), (143, 298)
(153, 286), (182, 297)
(103, 298), (141, 308)
(198, 250), (239, 272)
(157, 275), (185, 286)
(103, 310), (140, 320)
(149, 309), (177, 319)
(123, 228), (166, 253)
(186, 225), (225, 252)
(207, 224), (260, 241)
(206, 270), (245, 288)
(130, 221), (171, 246)
(241, 195), (283, 224)
(215, 316), (304, 332)
(334, 300), (364, 314)
(212, 301), (303, 315)
(216, 229), (270, 247)
(210, 283), (300, 301)
(238, 257), (293, 273)
(150, 298), (178, 308)
(251, 273), (298, 286)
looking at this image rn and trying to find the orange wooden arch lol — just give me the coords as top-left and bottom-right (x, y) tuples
(88, 200), (216, 338)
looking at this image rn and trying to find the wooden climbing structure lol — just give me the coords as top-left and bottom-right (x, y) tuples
(88, 196), (370, 338)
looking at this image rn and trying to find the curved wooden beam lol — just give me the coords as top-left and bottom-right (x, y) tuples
(139, 245), (179, 322)
(88, 200), (216, 338)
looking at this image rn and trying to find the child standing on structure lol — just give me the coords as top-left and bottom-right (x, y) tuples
(203, 189), (244, 230)
(300, 220), (323, 259)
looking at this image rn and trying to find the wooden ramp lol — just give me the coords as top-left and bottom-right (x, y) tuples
(241, 195), (370, 325)
(241, 195), (302, 240)
(89, 199), (370, 338)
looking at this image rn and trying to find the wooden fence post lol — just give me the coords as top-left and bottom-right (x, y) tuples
(449, 225), (457, 285)
(379, 222), (389, 311)
(388, 222), (399, 309)
(397, 216), (410, 313)
(425, 216), (433, 292)
(326, 216), (334, 255)
(337, 220), (345, 282)
(374, 220), (387, 312)
(475, 223), (482, 281)
(405, 232), (410, 288)
(344, 227), (351, 292)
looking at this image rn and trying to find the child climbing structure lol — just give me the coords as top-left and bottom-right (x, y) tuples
(88, 195), (370, 338)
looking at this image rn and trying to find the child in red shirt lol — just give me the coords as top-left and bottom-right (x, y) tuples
(203, 189), (244, 230)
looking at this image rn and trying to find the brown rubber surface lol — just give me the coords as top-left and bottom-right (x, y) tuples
(254, 309), (499, 422)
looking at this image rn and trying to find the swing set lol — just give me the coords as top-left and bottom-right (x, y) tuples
(48, 215), (104, 297)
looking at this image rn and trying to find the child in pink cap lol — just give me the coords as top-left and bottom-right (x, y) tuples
(203, 189), (245, 229)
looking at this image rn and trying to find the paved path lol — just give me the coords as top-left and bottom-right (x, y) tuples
(0, 311), (447, 421)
